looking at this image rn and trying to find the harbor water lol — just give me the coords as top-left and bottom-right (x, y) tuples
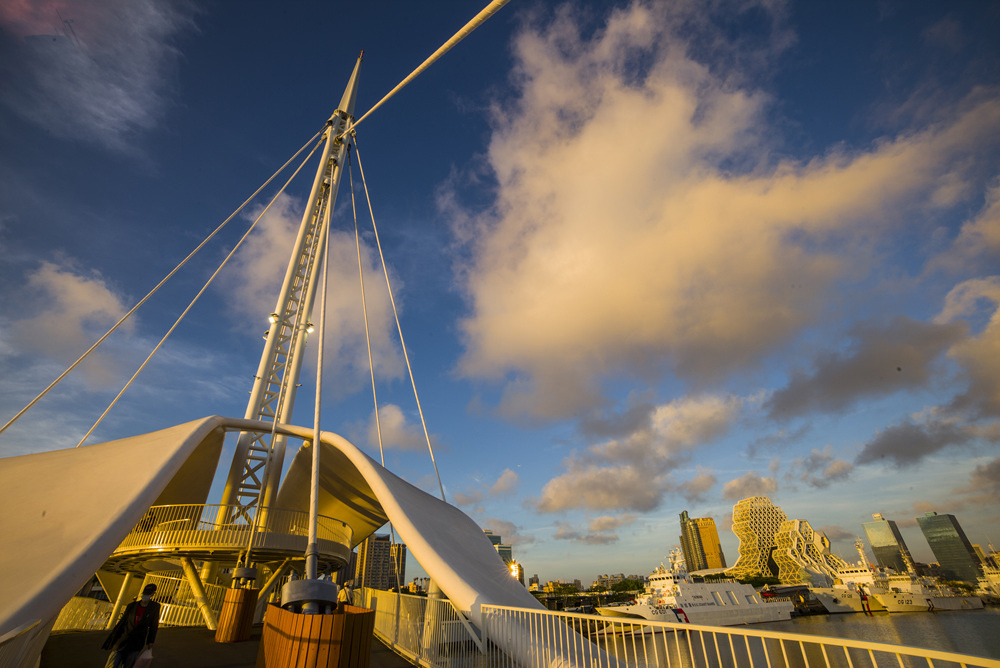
(754, 608), (1000, 660)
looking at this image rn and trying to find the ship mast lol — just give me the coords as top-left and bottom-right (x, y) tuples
(217, 56), (362, 524)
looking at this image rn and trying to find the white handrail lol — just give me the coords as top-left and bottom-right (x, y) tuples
(480, 604), (1000, 668)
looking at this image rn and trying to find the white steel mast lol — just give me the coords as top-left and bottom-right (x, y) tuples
(217, 56), (361, 524)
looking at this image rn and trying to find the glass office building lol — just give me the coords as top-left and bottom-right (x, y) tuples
(915, 512), (981, 582)
(862, 513), (912, 574)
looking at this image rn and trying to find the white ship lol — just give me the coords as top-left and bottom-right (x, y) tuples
(873, 575), (984, 613)
(596, 550), (794, 626)
(811, 584), (884, 613)
(813, 540), (983, 614)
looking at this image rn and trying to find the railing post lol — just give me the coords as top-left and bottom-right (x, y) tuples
(420, 580), (444, 663)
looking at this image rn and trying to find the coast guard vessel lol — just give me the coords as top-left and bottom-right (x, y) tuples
(596, 549), (793, 626)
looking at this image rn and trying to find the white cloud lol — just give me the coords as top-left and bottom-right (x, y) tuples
(484, 517), (534, 547)
(788, 446), (853, 489)
(224, 193), (405, 394)
(536, 395), (739, 511)
(490, 468), (519, 495)
(536, 393), (744, 512)
(937, 278), (1000, 418)
(9, 261), (130, 385)
(677, 470), (717, 503)
(721, 471), (777, 501)
(366, 404), (427, 452)
(450, 0), (1000, 421)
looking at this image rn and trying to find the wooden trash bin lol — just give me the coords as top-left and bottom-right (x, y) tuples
(216, 588), (259, 643)
(257, 604), (375, 668)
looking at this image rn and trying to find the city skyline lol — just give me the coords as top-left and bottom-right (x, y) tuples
(1, 0), (999, 585)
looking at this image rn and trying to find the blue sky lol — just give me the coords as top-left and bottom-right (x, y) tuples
(1, 0), (999, 585)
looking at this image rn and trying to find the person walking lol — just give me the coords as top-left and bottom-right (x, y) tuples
(102, 583), (160, 667)
(337, 581), (353, 607)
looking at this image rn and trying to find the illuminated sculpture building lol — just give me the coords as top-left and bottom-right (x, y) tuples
(727, 496), (787, 579)
(773, 519), (849, 585)
(679, 511), (727, 571)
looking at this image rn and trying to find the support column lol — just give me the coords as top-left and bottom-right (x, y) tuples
(254, 558), (292, 623)
(105, 573), (134, 630)
(181, 557), (218, 630)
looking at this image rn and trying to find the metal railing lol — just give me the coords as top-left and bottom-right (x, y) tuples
(113, 504), (352, 558)
(52, 596), (114, 631)
(144, 572), (227, 627)
(479, 605), (1000, 668)
(361, 588), (484, 668)
(0, 620), (43, 668)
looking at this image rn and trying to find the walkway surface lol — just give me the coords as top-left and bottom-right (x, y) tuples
(42, 626), (413, 668)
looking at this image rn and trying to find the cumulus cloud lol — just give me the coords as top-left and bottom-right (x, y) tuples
(957, 456), (1000, 506)
(553, 517), (629, 545)
(490, 468), (519, 495)
(223, 193), (404, 394)
(451, 0), (1000, 421)
(788, 446), (853, 489)
(677, 470), (717, 503)
(0, 0), (195, 150)
(535, 394), (743, 512)
(9, 261), (130, 384)
(936, 278), (1000, 418)
(366, 404), (428, 452)
(453, 468), (520, 507)
(722, 471), (777, 501)
(452, 489), (484, 507)
(766, 317), (966, 420)
(932, 182), (1000, 272)
(855, 417), (998, 468)
(484, 517), (534, 547)
(817, 525), (855, 541)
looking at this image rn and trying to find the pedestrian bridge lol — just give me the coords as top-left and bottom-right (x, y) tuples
(20, 587), (1000, 668)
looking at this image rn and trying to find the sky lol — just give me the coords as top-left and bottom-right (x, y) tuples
(1, 0), (999, 586)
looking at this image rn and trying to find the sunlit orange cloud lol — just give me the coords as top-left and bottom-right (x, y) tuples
(452, 2), (1000, 421)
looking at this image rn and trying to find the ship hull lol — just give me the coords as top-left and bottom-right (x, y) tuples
(874, 592), (984, 613)
(811, 587), (884, 614)
(596, 600), (793, 626)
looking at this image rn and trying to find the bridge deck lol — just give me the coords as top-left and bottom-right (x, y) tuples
(42, 626), (413, 668)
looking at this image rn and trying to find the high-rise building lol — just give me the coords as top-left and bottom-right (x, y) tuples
(354, 534), (406, 590)
(862, 513), (913, 574)
(727, 496), (788, 579)
(773, 519), (848, 584)
(679, 511), (727, 571)
(484, 529), (513, 564)
(916, 512), (981, 582)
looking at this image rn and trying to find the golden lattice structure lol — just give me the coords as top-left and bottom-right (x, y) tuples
(773, 519), (849, 584)
(727, 496), (787, 579)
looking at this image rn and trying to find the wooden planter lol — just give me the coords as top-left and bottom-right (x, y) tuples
(256, 604), (375, 668)
(216, 587), (259, 642)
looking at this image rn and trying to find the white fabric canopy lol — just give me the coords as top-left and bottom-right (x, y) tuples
(0, 415), (542, 642)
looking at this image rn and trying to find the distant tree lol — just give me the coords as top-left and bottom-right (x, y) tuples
(610, 579), (643, 593)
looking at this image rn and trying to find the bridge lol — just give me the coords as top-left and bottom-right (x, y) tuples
(0, 3), (996, 668)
